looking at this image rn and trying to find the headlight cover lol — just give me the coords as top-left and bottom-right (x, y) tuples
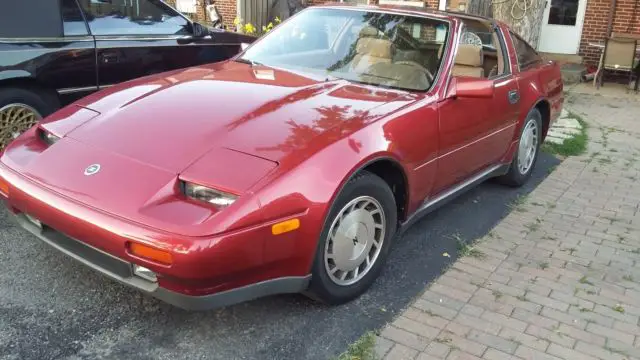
(183, 182), (237, 208)
(38, 128), (60, 146)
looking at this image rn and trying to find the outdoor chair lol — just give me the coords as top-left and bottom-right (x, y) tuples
(594, 36), (638, 91)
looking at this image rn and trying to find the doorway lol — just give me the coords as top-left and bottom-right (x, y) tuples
(538, 0), (588, 54)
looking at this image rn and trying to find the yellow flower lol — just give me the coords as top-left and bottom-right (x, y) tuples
(266, 22), (274, 31)
(274, 16), (281, 24)
(244, 23), (256, 35)
(233, 17), (242, 26)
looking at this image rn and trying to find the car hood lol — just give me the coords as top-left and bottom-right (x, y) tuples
(59, 61), (417, 173)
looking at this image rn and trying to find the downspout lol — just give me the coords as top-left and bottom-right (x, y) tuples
(605, 0), (617, 39)
(599, 0), (617, 78)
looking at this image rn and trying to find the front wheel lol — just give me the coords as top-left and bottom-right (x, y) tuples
(0, 87), (59, 149)
(497, 108), (543, 187)
(306, 171), (397, 305)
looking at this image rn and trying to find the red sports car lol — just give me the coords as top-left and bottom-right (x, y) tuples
(0, 4), (563, 310)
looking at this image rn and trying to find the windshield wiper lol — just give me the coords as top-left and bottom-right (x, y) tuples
(234, 58), (264, 67)
(328, 72), (396, 88)
(357, 73), (397, 81)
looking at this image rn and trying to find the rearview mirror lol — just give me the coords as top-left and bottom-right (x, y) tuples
(192, 22), (211, 38)
(447, 77), (495, 99)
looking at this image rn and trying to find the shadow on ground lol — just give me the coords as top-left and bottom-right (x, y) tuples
(0, 154), (560, 360)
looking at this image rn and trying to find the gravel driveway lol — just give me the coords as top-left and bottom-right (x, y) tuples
(0, 154), (559, 360)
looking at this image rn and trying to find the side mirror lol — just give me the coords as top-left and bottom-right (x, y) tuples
(446, 76), (495, 99)
(192, 22), (211, 38)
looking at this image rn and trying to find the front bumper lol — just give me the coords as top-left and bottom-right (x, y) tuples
(12, 212), (310, 311)
(0, 161), (312, 310)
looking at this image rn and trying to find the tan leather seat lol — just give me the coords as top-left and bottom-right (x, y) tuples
(350, 26), (393, 72)
(452, 44), (484, 78)
(487, 32), (506, 77)
(367, 61), (431, 90)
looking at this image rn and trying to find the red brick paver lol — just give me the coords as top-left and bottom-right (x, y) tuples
(376, 87), (640, 360)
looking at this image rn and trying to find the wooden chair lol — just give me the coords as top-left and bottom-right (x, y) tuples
(594, 36), (638, 90)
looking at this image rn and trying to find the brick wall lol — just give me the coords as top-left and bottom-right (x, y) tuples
(308, 0), (439, 8)
(166, 0), (443, 31)
(579, 0), (640, 65)
(165, 0), (237, 29)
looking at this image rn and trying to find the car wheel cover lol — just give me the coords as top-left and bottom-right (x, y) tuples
(324, 195), (386, 286)
(0, 103), (42, 149)
(517, 118), (538, 175)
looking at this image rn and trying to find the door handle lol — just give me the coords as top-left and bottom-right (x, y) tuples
(508, 90), (520, 104)
(101, 52), (119, 64)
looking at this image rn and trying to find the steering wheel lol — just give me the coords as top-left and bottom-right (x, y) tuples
(461, 32), (483, 47)
(393, 61), (435, 86)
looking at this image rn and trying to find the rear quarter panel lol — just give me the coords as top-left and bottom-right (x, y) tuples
(502, 27), (564, 139)
(537, 61), (564, 125)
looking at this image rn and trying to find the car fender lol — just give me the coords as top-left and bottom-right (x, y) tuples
(0, 70), (33, 82)
(249, 122), (412, 277)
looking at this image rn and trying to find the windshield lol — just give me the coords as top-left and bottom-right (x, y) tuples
(240, 8), (450, 91)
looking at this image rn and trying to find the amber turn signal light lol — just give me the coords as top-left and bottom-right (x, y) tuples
(272, 218), (300, 235)
(0, 176), (9, 197)
(128, 242), (173, 265)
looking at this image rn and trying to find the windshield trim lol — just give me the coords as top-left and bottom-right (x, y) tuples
(238, 7), (453, 94)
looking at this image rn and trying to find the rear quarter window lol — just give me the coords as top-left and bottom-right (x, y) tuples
(510, 31), (542, 70)
(0, 0), (63, 38)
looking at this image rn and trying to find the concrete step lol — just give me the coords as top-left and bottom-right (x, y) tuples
(540, 52), (583, 64)
(560, 63), (587, 85)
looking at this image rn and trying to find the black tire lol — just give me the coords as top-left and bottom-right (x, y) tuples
(497, 108), (543, 187)
(306, 170), (397, 305)
(0, 86), (60, 148)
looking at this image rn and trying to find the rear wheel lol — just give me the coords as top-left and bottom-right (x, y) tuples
(306, 171), (397, 305)
(0, 87), (59, 149)
(497, 108), (542, 187)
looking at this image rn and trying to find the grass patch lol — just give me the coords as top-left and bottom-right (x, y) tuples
(524, 218), (542, 232)
(542, 113), (588, 157)
(579, 276), (594, 286)
(456, 239), (486, 259)
(451, 233), (487, 259)
(612, 304), (625, 313)
(335, 332), (377, 360)
(434, 337), (452, 344)
(623, 275), (634, 282)
(509, 195), (528, 213)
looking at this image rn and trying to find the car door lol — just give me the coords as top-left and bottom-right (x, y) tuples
(432, 23), (519, 194)
(76, 0), (241, 88)
(0, 0), (98, 105)
(55, 0), (99, 104)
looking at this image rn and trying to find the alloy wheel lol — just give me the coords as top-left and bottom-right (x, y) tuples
(517, 118), (539, 175)
(324, 195), (386, 286)
(0, 103), (42, 149)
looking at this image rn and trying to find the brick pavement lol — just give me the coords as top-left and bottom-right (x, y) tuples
(375, 86), (640, 360)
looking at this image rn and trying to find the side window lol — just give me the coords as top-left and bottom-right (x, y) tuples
(490, 28), (510, 77)
(77, 0), (189, 36)
(510, 32), (542, 70)
(457, 20), (509, 79)
(0, 0), (62, 38)
(62, 0), (90, 36)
